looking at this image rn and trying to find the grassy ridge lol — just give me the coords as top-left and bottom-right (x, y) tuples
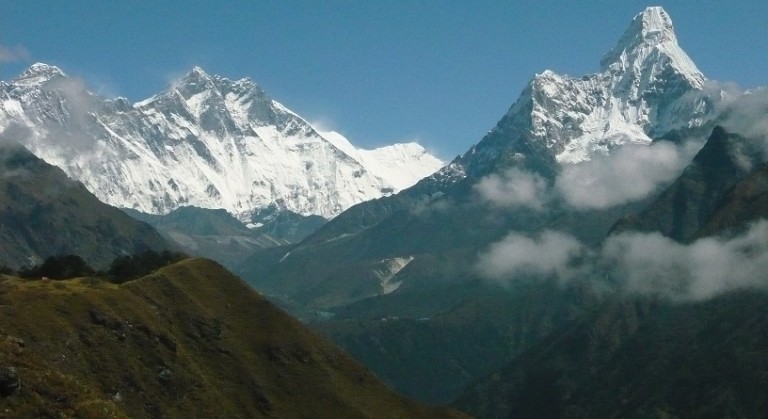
(0, 258), (466, 418)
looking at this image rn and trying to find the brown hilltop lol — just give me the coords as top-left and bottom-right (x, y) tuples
(0, 258), (467, 418)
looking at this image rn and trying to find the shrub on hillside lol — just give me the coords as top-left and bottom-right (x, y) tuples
(107, 250), (187, 283)
(19, 255), (95, 280)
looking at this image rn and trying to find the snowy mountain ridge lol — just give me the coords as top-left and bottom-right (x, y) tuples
(440, 6), (726, 183)
(320, 130), (441, 191)
(527, 6), (718, 164)
(0, 65), (443, 221)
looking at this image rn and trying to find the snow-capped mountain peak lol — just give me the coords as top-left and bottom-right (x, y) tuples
(637, 5), (674, 33)
(446, 6), (720, 176)
(605, 6), (677, 57)
(18, 63), (67, 79)
(319, 130), (444, 191)
(600, 6), (704, 88)
(0, 65), (444, 221)
(187, 65), (210, 78)
(11, 63), (67, 88)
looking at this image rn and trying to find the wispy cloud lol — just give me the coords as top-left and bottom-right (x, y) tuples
(32, 77), (101, 154)
(555, 141), (694, 210)
(721, 87), (768, 149)
(0, 122), (33, 146)
(163, 68), (191, 91)
(474, 168), (549, 210)
(309, 118), (340, 135)
(472, 139), (700, 214)
(476, 230), (585, 282)
(603, 221), (768, 300)
(476, 220), (768, 301)
(0, 44), (31, 63)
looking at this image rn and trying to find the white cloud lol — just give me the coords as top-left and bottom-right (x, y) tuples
(477, 220), (768, 301)
(475, 168), (548, 210)
(476, 230), (584, 282)
(601, 231), (692, 297)
(0, 123), (33, 145)
(604, 220), (768, 300)
(309, 118), (340, 135)
(163, 68), (190, 91)
(473, 141), (698, 213)
(26, 77), (102, 155)
(555, 141), (693, 209)
(721, 87), (768, 151)
(0, 44), (30, 63)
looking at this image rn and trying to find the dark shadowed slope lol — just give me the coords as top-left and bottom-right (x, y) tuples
(612, 127), (760, 242)
(453, 291), (768, 419)
(0, 144), (169, 269)
(695, 161), (768, 238)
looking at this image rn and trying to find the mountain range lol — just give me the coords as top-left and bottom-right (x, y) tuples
(234, 6), (768, 412)
(1, 5), (767, 418)
(0, 63), (443, 223)
(237, 6), (732, 313)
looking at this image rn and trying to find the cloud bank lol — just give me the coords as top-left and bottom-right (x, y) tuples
(720, 87), (768, 150)
(476, 220), (768, 301)
(473, 139), (700, 213)
(555, 141), (693, 210)
(603, 221), (768, 300)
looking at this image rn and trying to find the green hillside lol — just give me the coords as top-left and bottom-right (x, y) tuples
(0, 258), (467, 418)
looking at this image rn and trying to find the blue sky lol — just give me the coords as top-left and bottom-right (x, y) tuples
(1, 1), (766, 159)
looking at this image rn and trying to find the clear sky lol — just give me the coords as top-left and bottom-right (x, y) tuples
(1, 1), (766, 159)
